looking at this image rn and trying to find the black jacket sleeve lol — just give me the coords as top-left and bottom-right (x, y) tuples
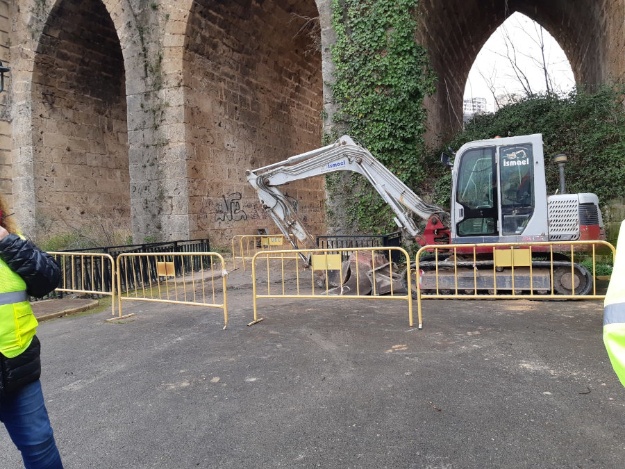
(0, 234), (61, 298)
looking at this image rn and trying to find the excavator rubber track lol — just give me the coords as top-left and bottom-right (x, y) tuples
(416, 259), (593, 296)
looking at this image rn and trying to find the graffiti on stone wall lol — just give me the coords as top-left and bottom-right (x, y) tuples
(216, 192), (247, 222)
(196, 190), (322, 234)
(212, 191), (300, 223)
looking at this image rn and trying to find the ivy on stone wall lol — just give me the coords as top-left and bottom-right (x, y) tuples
(328, 0), (435, 235)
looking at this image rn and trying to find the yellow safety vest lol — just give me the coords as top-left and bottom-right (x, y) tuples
(604, 220), (625, 386)
(0, 257), (37, 358)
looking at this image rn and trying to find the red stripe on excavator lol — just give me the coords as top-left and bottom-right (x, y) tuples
(579, 224), (604, 241)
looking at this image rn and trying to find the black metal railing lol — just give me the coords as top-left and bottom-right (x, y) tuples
(316, 232), (402, 262)
(115, 251), (215, 294)
(49, 254), (115, 300)
(50, 239), (211, 296)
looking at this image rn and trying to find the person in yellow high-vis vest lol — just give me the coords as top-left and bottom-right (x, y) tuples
(0, 195), (63, 468)
(604, 220), (625, 386)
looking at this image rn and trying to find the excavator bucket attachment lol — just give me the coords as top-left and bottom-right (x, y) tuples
(338, 257), (373, 296)
(325, 251), (406, 296)
(367, 262), (408, 295)
(316, 258), (349, 289)
(324, 256), (372, 295)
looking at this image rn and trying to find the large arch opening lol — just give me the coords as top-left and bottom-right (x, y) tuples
(184, 0), (323, 246)
(418, 0), (607, 143)
(32, 0), (129, 246)
(463, 12), (575, 117)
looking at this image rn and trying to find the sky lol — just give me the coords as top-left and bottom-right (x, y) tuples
(463, 13), (575, 113)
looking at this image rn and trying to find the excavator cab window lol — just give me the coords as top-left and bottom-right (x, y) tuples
(456, 147), (497, 236)
(499, 144), (534, 235)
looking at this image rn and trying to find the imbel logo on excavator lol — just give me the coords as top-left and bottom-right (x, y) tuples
(502, 149), (530, 167)
(327, 160), (346, 170)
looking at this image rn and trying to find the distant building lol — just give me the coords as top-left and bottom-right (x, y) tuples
(463, 97), (488, 114)
(463, 97), (488, 124)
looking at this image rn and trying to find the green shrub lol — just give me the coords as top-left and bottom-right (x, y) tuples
(39, 233), (92, 252)
(580, 258), (613, 277)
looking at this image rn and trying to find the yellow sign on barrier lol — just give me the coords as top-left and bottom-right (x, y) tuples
(311, 253), (342, 271)
(156, 261), (175, 277)
(261, 236), (285, 247)
(494, 248), (531, 267)
(231, 234), (298, 270)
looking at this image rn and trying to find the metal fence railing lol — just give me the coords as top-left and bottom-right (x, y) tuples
(49, 252), (116, 316)
(231, 234), (298, 270)
(316, 232), (402, 262)
(249, 246), (412, 327)
(56, 239), (211, 294)
(61, 239), (211, 256)
(413, 240), (616, 329)
(116, 252), (228, 327)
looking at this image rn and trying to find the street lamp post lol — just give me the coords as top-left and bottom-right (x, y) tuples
(0, 60), (10, 93)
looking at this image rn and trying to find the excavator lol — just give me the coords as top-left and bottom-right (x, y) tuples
(246, 134), (605, 295)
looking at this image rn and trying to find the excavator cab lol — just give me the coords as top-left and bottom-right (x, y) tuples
(450, 134), (549, 243)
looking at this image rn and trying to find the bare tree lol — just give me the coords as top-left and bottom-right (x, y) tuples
(466, 13), (574, 111)
(478, 65), (502, 109)
(497, 21), (535, 95)
(495, 17), (561, 95)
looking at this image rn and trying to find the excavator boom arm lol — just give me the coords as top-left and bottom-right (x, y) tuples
(246, 136), (447, 247)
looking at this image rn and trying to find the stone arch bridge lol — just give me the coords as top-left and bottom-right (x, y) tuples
(0, 0), (622, 246)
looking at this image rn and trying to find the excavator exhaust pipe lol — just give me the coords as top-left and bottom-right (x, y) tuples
(554, 153), (568, 194)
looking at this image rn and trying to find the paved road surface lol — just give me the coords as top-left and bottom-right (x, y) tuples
(1, 286), (623, 468)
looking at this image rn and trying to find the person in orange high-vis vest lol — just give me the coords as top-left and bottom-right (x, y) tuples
(0, 194), (63, 468)
(604, 220), (625, 386)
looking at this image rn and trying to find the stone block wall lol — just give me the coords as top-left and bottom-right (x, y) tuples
(604, 198), (625, 245)
(6, 0), (324, 248)
(31, 0), (130, 242)
(418, 0), (625, 147)
(3, 0), (625, 249)
(184, 0), (324, 245)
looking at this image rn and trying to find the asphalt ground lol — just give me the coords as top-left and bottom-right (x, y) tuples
(1, 272), (624, 468)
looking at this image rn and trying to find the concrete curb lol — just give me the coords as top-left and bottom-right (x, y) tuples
(33, 299), (100, 322)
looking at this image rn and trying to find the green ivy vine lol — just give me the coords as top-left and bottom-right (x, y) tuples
(328, 0), (435, 234)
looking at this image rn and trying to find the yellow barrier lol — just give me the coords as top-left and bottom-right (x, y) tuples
(414, 240), (616, 329)
(248, 246), (413, 326)
(115, 252), (228, 328)
(231, 234), (299, 270)
(49, 252), (116, 316)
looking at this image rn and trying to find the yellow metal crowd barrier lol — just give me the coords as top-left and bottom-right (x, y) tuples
(248, 246), (413, 326)
(115, 252), (228, 328)
(49, 252), (116, 316)
(231, 234), (298, 270)
(414, 240), (616, 329)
